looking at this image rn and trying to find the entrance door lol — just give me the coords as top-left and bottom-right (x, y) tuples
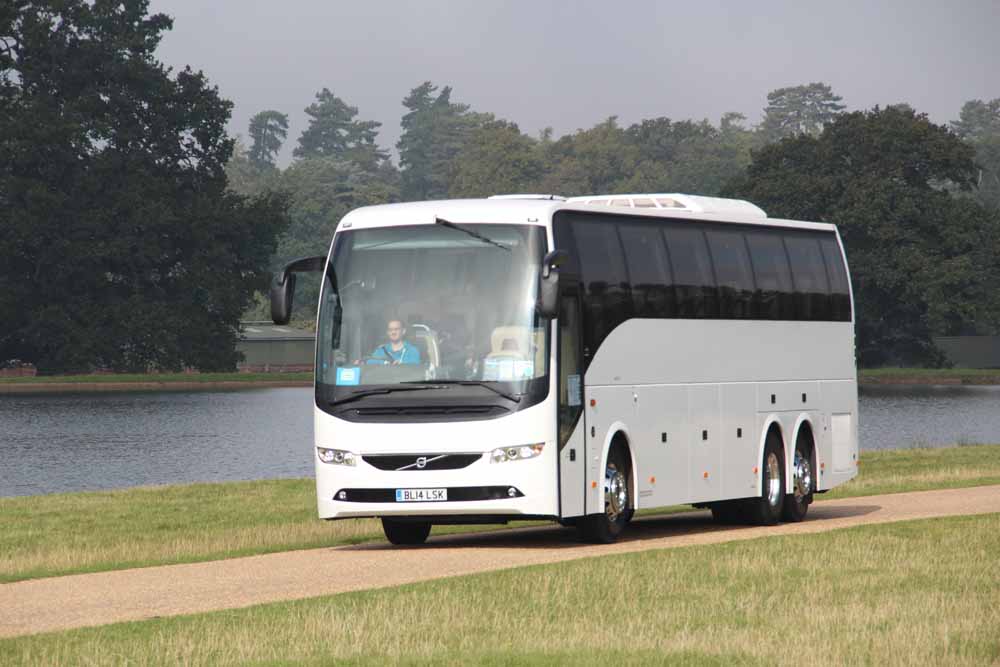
(558, 287), (586, 518)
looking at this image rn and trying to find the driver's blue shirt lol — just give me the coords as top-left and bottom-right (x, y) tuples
(369, 341), (421, 365)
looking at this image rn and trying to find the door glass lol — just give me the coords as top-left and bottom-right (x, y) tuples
(559, 291), (583, 449)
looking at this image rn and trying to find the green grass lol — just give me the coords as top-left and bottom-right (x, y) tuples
(860, 367), (1000, 384)
(3, 513), (998, 665)
(0, 371), (312, 385)
(3, 444), (1000, 584)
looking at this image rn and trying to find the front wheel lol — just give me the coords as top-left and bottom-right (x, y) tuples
(381, 518), (431, 545)
(577, 445), (631, 543)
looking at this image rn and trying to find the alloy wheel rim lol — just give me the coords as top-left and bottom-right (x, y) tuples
(766, 452), (782, 507)
(793, 450), (812, 500)
(605, 463), (627, 522)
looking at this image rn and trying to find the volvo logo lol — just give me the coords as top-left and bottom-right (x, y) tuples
(396, 454), (447, 471)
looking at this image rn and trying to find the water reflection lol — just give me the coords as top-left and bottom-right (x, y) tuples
(2, 384), (999, 497)
(0, 388), (313, 497)
(859, 384), (1000, 450)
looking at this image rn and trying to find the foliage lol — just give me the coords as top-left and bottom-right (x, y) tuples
(0, 0), (289, 373)
(294, 87), (387, 169)
(952, 98), (1000, 210)
(397, 81), (487, 199)
(726, 106), (1000, 366)
(760, 82), (846, 142)
(449, 119), (544, 198)
(247, 109), (289, 169)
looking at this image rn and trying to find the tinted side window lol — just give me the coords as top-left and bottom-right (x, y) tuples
(618, 223), (676, 318)
(819, 236), (852, 322)
(785, 233), (831, 320)
(706, 228), (755, 319)
(746, 229), (795, 320)
(663, 224), (718, 317)
(572, 218), (632, 354)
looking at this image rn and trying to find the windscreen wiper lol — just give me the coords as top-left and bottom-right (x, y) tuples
(403, 379), (521, 403)
(435, 217), (511, 251)
(327, 385), (443, 407)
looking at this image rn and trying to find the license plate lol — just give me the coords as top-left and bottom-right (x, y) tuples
(395, 488), (447, 502)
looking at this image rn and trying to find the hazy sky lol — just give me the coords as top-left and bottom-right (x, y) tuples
(151, 0), (999, 165)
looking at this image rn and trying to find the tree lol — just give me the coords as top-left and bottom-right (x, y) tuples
(725, 106), (1000, 366)
(397, 82), (487, 199)
(293, 88), (387, 169)
(539, 117), (639, 196)
(449, 120), (544, 197)
(622, 114), (761, 195)
(0, 0), (289, 373)
(760, 82), (846, 142)
(952, 98), (1000, 210)
(247, 110), (289, 169)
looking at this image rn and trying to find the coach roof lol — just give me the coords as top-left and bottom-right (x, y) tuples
(336, 195), (836, 233)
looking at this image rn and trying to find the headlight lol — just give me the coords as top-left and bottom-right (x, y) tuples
(490, 443), (544, 463)
(317, 447), (357, 466)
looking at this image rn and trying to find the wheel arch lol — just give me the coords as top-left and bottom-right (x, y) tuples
(755, 417), (786, 496)
(598, 423), (639, 512)
(790, 414), (818, 489)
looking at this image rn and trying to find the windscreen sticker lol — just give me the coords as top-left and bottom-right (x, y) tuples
(336, 367), (361, 386)
(513, 360), (534, 379)
(483, 358), (516, 381)
(567, 374), (582, 406)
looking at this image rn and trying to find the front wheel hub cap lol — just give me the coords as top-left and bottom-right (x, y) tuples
(605, 464), (627, 522)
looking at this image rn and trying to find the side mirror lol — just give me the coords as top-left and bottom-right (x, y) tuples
(269, 255), (326, 325)
(537, 250), (569, 319)
(270, 272), (296, 325)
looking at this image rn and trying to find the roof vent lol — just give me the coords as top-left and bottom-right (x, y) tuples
(488, 194), (567, 201)
(566, 193), (766, 218)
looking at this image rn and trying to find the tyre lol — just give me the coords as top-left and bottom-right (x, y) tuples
(577, 444), (631, 543)
(782, 434), (814, 522)
(381, 518), (431, 545)
(741, 431), (785, 525)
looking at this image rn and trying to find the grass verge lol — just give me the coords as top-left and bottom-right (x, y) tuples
(2, 513), (998, 665)
(860, 367), (1000, 385)
(3, 444), (1000, 584)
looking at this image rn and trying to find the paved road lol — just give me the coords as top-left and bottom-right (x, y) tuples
(2, 485), (998, 639)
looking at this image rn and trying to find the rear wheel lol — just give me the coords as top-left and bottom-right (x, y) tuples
(741, 431), (785, 525)
(577, 445), (631, 543)
(381, 518), (431, 545)
(782, 435), (814, 522)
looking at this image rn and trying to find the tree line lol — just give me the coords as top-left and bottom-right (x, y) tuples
(232, 81), (1000, 368)
(2, 1), (998, 373)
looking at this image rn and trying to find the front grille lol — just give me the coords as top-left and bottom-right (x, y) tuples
(362, 453), (483, 471)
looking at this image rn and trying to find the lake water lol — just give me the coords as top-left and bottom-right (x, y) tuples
(2, 384), (999, 497)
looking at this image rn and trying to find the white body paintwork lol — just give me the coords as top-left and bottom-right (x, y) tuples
(311, 196), (858, 522)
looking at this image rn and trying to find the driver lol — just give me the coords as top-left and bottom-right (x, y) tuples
(367, 318), (421, 365)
